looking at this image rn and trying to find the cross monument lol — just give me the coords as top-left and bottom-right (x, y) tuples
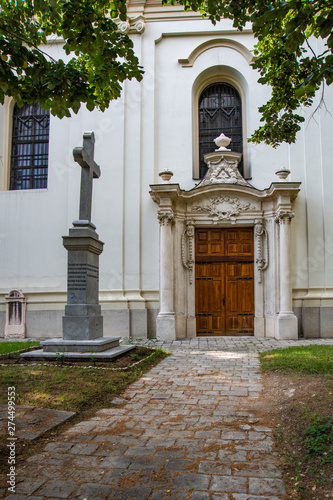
(73, 132), (101, 223)
(21, 132), (134, 359)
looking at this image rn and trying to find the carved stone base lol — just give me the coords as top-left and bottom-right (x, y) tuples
(63, 303), (103, 340)
(4, 328), (25, 339)
(254, 317), (265, 338)
(186, 317), (196, 338)
(275, 313), (298, 340)
(156, 312), (176, 341)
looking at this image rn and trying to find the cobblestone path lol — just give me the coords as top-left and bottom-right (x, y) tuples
(6, 337), (333, 499)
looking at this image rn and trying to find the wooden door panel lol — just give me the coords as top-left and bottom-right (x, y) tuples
(210, 263), (222, 277)
(196, 315), (213, 331)
(196, 229), (225, 259)
(195, 228), (254, 336)
(212, 315), (224, 331)
(239, 262), (253, 277)
(211, 281), (222, 313)
(226, 281), (238, 314)
(196, 263), (210, 278)
(239, 280), (254, 314)
(238, 315), (254, 330)
(196, 280), (211, 313)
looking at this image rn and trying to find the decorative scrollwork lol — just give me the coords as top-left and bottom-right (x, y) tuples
(117, 16), (145, 34)
(255, 222), (269, 284)
(192, 196), (254, 221)
(181, 220), (194, 284)
(275, 211), (295, 224)
(157, 212), (174, 226)
(134, 19), (145, 33)
(118, 21), (130, 33)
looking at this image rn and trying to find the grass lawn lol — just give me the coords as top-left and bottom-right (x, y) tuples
(0, 346), (168, 412)
(260, 344), (333, 373)
(260, 345), (333, 499)
(0, 340), (40, 355)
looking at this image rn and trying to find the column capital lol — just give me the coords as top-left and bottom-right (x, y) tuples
(158, 212), (175, 226)
(275, 211), (295, 224)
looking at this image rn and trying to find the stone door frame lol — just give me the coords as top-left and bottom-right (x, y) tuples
(150, 181), (301, 341)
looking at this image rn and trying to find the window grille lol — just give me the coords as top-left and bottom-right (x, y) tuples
(10, 103), (50, 190)
(199, 83), (243, 179)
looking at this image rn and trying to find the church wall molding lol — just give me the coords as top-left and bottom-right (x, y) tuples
(178, 38), (255, 68)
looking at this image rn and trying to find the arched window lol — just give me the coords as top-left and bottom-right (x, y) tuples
(10, 103), (50, 190)
(198, 83), (243, 178)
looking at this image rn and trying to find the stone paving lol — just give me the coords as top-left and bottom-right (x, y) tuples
(3, 337), (333, 499)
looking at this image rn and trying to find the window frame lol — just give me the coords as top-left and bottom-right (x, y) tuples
(193, 73), (249, 180)
(10, 102), (50, 190)
(2, 98), (50, 191)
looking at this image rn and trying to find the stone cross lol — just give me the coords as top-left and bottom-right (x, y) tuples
(73, 131), (101, 223)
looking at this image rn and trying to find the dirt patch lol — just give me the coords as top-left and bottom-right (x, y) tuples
(0, 346), (153, 368)
(256, 371), (333, 499)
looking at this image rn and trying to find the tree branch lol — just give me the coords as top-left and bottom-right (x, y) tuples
(307, 82), (333, 128)
(0, 24), (57, 63)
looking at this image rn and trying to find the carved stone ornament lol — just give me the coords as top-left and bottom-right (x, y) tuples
(255, 222), (269, 283)
(192, 196), (254, 221)
(181, 220), (195, 284)
(157, 212), (175, 226)
(196, 152), (252, 188)
(117, 15), (145, 34)
(275, 211), (295, 224)
(214, 133), (231, 151)
(118, 20), (130, 33)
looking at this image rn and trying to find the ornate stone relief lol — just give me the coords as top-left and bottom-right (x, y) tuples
(255, 222), (269, 283)
(192, 196), (255, 221)
(118, 15), (146, 34)
(157, 212), (175, 226)
(275, 211), (295, 224)
(181, 220), (194, 284)
(196, 152), (252, 188)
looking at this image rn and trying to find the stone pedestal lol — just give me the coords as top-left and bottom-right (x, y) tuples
(156, 313), (176, 341)
(276, 313), (298, 340)
(62, 221), (104, 340)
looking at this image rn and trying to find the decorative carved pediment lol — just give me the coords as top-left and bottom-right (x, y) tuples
(196, 151), (252, 188)
(192, 195), (255, 221)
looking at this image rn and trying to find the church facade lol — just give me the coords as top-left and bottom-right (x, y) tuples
(1, 1), (332, 340)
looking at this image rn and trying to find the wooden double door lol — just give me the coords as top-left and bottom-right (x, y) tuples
(195, 228), (254, 336)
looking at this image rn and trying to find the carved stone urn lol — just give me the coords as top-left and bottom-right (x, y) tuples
(275, 167), (291, 181)
(159, 169), (174, 183)
(214, 133), (231, 151)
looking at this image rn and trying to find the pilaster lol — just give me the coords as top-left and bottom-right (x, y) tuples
(275, 211), (298, 339)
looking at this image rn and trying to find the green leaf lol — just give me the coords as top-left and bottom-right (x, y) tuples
(86, 101), (95, 111)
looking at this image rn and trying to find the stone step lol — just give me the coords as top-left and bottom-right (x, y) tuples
(40, 336), (121, 353)
(20, 337), (136, 362)
(20, 344), (135, 361)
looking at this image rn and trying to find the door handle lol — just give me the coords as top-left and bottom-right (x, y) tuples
(222, 297), (225, 307)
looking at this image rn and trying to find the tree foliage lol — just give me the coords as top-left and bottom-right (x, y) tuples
(1, 1), (332, 146)
(165, 0), (333, 146)
(0, 0), (143, 118)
